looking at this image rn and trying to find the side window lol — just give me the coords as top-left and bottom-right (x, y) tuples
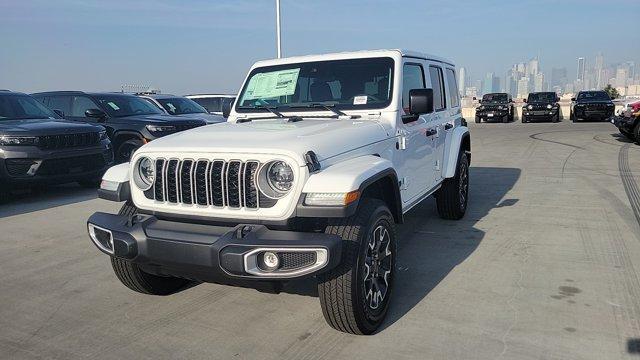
(445, 68), (460, 108)
(402, 63), (425, 113)
(429, 66), (446, 111)
(71, 96), (100, 117)
(46, 96), (72, 115)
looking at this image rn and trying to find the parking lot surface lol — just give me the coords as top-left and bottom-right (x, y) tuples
(1, 120), (640, 359)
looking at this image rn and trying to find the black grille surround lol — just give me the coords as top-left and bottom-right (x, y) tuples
(38, 132), (100, 150)
(149, 158), (267, 210)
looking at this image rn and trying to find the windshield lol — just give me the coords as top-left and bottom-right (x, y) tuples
(482, 94), (508, 103)
(528, 92), (557, 103)
(577, 91), (610, 101)
(0, 94), (59, 121)
(94, 94), (164, 117)
(236, 57), (394, 113)
(157, 97), (207, 115)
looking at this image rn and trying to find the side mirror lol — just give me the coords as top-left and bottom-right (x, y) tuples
(409, 88), (434, 115)
(522, 99), (527, 103)
(571, 97), (576, 102)
(222, 100), (233, 118)
(53, 109), (65, 118)
(472, 96), (477, 101)
(85, 108), (107, 122)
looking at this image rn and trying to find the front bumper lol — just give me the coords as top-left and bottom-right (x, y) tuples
(476, 110), (508, 119)
(87, 212), (342, 282)
(0, 142), (113, 186)
(523, 109), (559, 120)
(574, 108), (614, 120)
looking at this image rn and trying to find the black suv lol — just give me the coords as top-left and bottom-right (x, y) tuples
(475, 93), (514, 123)
(522, 92), (561, 123)
(0, 92), (112, 200)
(32, 92), (207, 162)
(570, 90), (615, 122)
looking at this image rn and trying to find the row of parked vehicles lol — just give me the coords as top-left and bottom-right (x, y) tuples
(0, 90), (235, 201)
(474, 90), (616, 124)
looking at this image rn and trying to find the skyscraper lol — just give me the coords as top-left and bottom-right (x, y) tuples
(534, 73), (545, 92)
(458, 67), (467, 96)
(577, 57), (586, 82)
(551, 67), (567, 89)
(595, 53), (604, 89)
(482, 73), (499, 94)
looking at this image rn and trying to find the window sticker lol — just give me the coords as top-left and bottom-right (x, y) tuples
(243, 68), (301, 101)
(353, 95), (368, 105)
(107, 102), (120, 110)
(166, 103), (177, 112)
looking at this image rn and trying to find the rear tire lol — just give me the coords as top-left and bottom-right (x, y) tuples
(436, 150), (469, 220)
(317, 198), (396, 335)
(110, 201), (191, 295)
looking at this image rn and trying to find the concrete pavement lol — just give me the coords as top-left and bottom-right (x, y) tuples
(1, 119), (640, 359)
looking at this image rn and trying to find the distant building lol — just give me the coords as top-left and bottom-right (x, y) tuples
(577, 57), (586, 82)
(517, 77), (530, 98)
(458, 67), (467, 97)
(534, 73), (545, 92)
(595, 53), (605, 89)
(615, 67), (628, 88)
(465, 86), (478, 98)
(551, 67), (567, 89)
(482, 72), (500, 95)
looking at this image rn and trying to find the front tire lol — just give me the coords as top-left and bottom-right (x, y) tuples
(502, 114), (509, 123)
(110, 201), (191, 295)
(436, 150), (469, 220)
(475, 115), (481, 124)
(521, 115), (527, 123)
(317, 198), (396, 335)
(116, 139), (144, 163)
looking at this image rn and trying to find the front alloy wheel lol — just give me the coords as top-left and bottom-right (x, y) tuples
(363, 224), (393, 312)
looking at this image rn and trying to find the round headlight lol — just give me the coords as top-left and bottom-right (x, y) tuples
(527, 105), (533, 110)
(134, 157), (155, 190)
(267, 161), (294, 192)
(546, 104), (552, 109)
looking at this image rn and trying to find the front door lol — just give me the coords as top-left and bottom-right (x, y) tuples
(396, 62), (435, 205)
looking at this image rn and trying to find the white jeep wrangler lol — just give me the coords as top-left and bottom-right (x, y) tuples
(88, 49), (470, 335)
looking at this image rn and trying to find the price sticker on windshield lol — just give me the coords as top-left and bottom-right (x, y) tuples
(353, 96), (368, 105)
(107, 102), (120, 110)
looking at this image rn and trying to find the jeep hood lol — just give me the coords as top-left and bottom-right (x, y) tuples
(140, 118), (390, 164)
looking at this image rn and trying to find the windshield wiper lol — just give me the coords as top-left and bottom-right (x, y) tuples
(306, 103), (348, 117)
(237, 104), (284, 118)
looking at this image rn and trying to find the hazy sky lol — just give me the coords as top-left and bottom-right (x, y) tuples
(1, 0), (639, 95)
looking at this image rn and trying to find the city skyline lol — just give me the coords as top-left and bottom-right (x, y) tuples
(459, 52), (640, 99)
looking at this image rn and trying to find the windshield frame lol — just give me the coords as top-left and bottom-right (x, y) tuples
(234, 57), (395, 115)
(0, 94), (60, 121)
(577, 91), (610, 101)
(93, 94), (164, 118)
(527, 92), (558, 103)
(481, 93), (508, 103)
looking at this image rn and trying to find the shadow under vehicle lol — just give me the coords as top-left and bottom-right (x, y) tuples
(0, 91), (113, 202)
(32, 91), (207, 162)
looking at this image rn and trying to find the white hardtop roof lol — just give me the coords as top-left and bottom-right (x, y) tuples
(251, 49), (455, 68)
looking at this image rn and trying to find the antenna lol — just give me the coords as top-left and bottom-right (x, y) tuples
(276, 0), (282, 58)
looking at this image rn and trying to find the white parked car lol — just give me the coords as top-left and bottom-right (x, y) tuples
(185, 94), (235, 116)
(88, 49), (471, 335)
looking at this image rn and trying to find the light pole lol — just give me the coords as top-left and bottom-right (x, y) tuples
(276, 0), (282, 58)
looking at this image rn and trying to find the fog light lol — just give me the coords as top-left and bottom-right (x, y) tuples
(261, 251), (280, 271)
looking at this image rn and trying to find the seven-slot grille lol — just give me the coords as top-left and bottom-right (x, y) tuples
(151, 158), (261, 209)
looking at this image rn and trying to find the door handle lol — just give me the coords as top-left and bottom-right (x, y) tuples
(426, 129), (437, 137)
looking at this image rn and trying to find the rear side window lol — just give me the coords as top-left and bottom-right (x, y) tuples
(445, 68), (459, 108)
(45, 96), (72, 115)
(71, 96), (100, 117)
(429, 66), (446, 111)
(402, 64), (425, 113)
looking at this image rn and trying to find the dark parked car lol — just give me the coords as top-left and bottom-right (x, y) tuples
(474, 93), (514, 123)
(32, 91), (207, 162)
(522, 92), (561, 123)
(137, 94), (225, 124)
(570, 90), (615, 122)
(0, 91), (113, 201)
(185, 94), (235, 116)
